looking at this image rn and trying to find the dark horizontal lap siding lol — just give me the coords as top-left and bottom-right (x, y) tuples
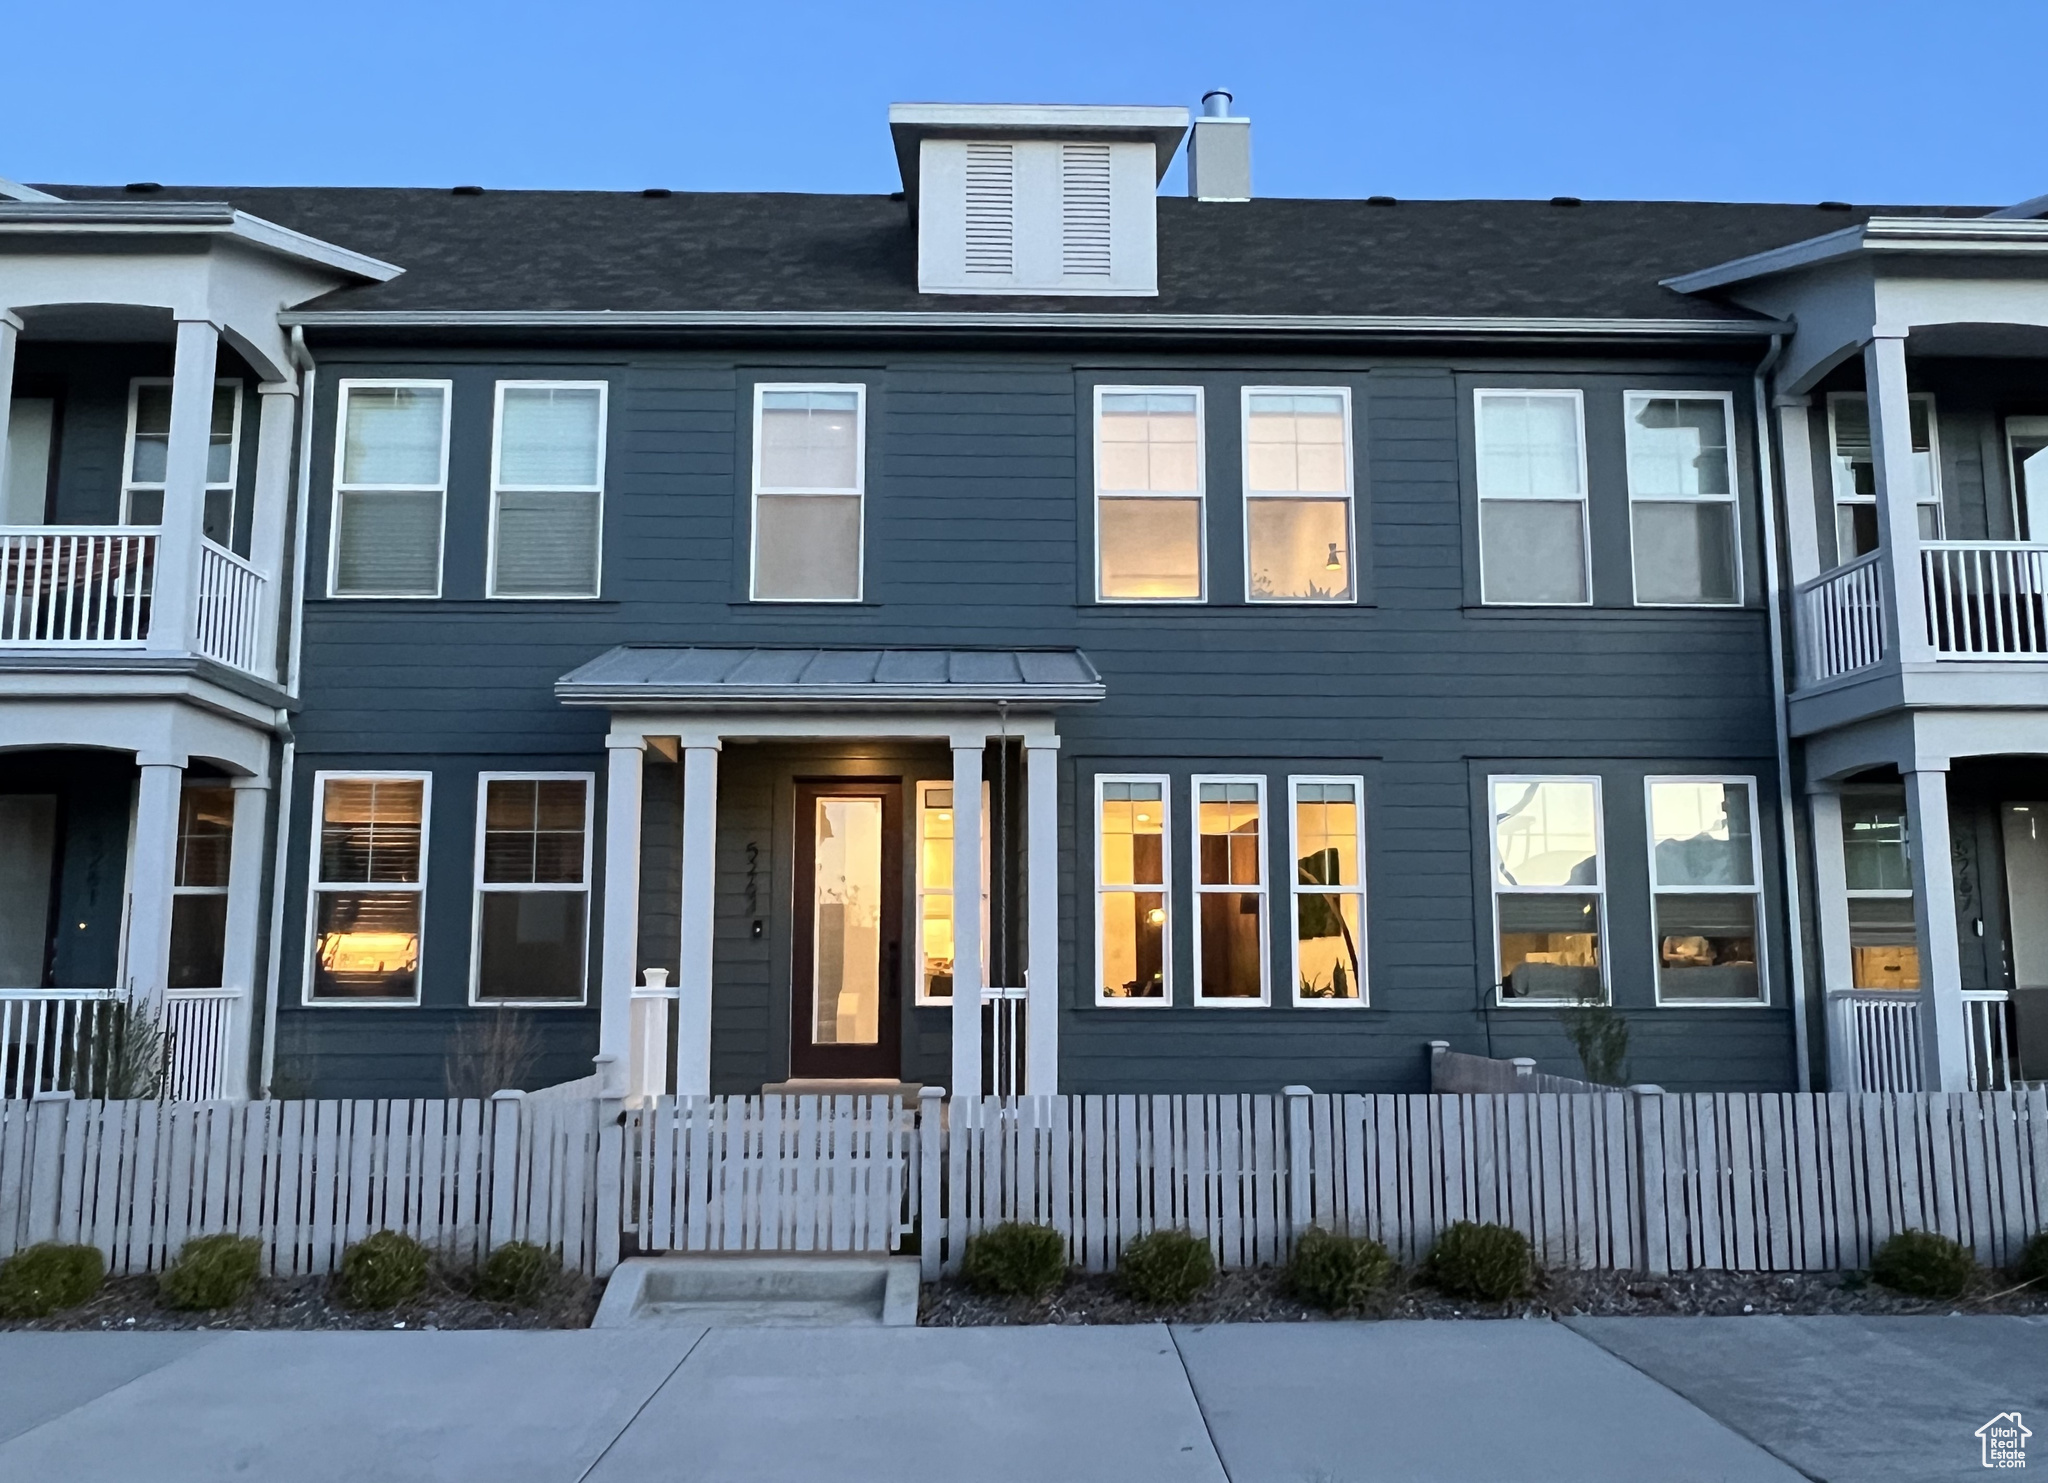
(280, 347), (1794, 1097)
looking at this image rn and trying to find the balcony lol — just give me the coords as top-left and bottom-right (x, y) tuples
(0, 526), (269, 676)
(1825, 987), (2025, 1093)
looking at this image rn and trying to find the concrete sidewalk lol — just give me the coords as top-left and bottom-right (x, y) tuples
(0, 1316), (2026, 1482)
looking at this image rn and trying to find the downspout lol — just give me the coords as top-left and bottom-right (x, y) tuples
(1754, 333), (1813, 1091)
(258, 325), (316, 1095)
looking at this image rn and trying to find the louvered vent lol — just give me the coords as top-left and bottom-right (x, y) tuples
(1060, 144), (1113, 277)
(963, 143), (1015, 275)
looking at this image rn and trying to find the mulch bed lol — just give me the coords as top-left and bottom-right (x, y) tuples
(920, 1265), (2048, 1325)
(0, 1271), (604, 1332)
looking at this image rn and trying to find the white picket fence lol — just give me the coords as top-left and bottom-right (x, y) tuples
(3, 1087), (2045, 1288)
(0, 1090), (611, 1276)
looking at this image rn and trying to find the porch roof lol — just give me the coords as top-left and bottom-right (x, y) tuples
(554, 645), (1105, 709)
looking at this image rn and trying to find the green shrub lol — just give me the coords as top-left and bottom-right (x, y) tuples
(335, 1230), (432, 1310)
(1871, 1229), (1976, 1299)
(475, 1241), (561, 1306)
(1427, 1221), (1533, 1301)
(0, 1243), (105, 1318)
(1284, 1227), (1397, 1312)
(159, 1234), (261, 1311)
(961, 1222), (1067, 1299)
(1116, 1229), (1215, 1306)
(2017, 1231), (2048, 1289)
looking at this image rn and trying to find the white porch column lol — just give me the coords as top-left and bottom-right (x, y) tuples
(1023, 735), (1060, 1095)
(950, 736), (986, 1105)
(0, 310), (21, 500)
(1863, 335), (1934, 666)
(1903, 766), (1970, 1090)
(126, 759), (185, 1011)
(676, 739), (720, 1097)
(248, 381), (298, 681)
(217, 776), (270, 1100)
(1808, 788), (1858, 1088)
(1776, 397), (1821, 586)
(599, 735), (645, 1098)
(147, 318), (220, 655)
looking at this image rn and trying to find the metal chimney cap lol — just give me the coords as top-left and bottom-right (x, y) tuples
(1202, 88), (1233, 118)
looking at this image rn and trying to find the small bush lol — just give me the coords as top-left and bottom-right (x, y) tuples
(475, 1241), (561, 1306)
(961, 1222), (1067, 1299)
(336, 1230), (432, 1310)
(0, 1243), (105, 1318)
(1284, 1227), (1396, 1313)
(2017, 1231), (2048, 1289)
(1427, 1222), (1533, 1301)
(1116, 1229), (1215, 1306)
(1872, 1229), (1976, 1299)
(159, 1234), (261, 1311)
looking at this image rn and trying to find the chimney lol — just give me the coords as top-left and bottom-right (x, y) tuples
(1187, 88), (1250, 202)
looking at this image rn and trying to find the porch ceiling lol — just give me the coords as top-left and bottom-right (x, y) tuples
(554, 644), (1105, 709)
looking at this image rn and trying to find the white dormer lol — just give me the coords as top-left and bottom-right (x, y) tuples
(890, 104), (1189, 297)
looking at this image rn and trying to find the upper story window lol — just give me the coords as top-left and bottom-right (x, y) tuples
(1096, 389), (1203, 601)
(752, 386), (864, 602)
(489, 383), (605, 599)
(1647, 778), (1763, 1004)
(1626, 393), (1739, 606)
(329, 381), (450, 598)
(124, 379), (242, 544)
(1244, 390), (1353, 603)
(1491, 776), (1606, 1004)
(1474, 391), (1590, 605)
(307, 773), (429, 1005)
(1828, 393), (1941, 560)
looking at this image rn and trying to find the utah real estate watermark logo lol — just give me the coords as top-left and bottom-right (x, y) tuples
(1977, 1412), (2031, 1469)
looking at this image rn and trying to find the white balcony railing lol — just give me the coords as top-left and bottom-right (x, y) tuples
(1826, 988), (1923, 1093)
(1963, 990), (2023, 1092)
(1921, 541), (2048, 659)
(1795, 550), (1887, 686)
(0, 527), (154, 646)
(0, 988), (231, 1101)
(194, 537), (267, 674)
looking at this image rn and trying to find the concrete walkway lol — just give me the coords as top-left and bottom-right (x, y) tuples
(0, 1316), (2030, 1481)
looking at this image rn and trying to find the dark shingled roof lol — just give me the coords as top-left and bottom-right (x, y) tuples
(36, 184), (1988, 321)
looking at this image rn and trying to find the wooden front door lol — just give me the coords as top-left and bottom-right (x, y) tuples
(790, 780), (903, 1079)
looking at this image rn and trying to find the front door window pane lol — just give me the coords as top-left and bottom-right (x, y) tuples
(813, 797), (882, 1045)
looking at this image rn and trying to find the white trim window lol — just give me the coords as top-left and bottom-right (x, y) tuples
(306, 772), (430, 1006)
(1475, 390), (1591, 605)
(1827, 391), (1941, 562)
(1194, 776), (1267, 1004)
(1841, 784), (1919, 991)
(1490, 776), (1606, 1004)
(1646, 777), (1766, 1005)
(471, 774), (593, 1005)
(330, 380), (451, 597)
(1243, 388), (1354, 602)
(1288, 777), (1367, 1006)
(489, 382), (605, 598)
(751, 384), (865, 601)
(168, 780), (234, 990)
(1096, 775), (1170, 1004)
(1096, 387), (1204, 601)
(1626, 392), (1741, 607)
(123, 378), (243, 545)
(914, 779), (990, 1003)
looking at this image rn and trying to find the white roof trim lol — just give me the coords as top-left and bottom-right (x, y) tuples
(1666, 217), (2048, 293)
(0, 177), (60, 203)
(0, 200), (402, 282)
(284, 308), (1789, 339)
(888, 102), (1190, 198)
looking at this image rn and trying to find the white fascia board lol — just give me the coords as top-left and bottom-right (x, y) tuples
(889, 101), (1191, 199)
(0, 177), (60, 203)
(281, 308), (1792, 339)
(1666, 217), (2048, 295)
(0, 201), (400, 282)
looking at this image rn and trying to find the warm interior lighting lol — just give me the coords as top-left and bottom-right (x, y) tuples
(1146, 907), (1167, 926)
(1325, 543), (1342, 570)
(317, 932), (419, 974)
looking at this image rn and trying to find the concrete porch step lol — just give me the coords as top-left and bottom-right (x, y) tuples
(594, 1255), (920, 1329)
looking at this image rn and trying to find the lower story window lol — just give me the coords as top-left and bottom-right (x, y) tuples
(1491, 776), (1606, 1003)
(1195, 778), (1267, 1003)
(1290, 778), (1366, 1005)
(1647, 778), (1764, 1004)
(169, 782), (233, 990)
(308, 774), (428, 1004)
(1097, 777), (1168, 1002)
(915, 781), (988, 1003)
(1842, 785), (1918, 989)
(473, 775), (591, 1004)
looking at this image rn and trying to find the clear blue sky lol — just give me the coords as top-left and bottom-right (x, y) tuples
(5, 0), (2043, 206)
